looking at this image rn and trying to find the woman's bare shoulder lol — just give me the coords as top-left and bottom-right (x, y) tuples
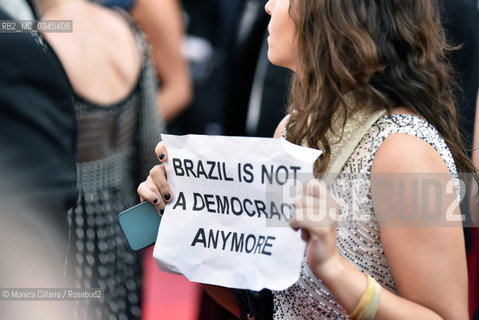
(371, 132), (450, 174)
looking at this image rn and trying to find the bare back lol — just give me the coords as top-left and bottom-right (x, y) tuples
(42, 1), (142, 105)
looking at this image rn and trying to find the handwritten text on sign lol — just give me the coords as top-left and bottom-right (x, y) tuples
(153, 134), (322, 290)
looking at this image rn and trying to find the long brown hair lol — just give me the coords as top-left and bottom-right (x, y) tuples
(285, 0), (476, 178)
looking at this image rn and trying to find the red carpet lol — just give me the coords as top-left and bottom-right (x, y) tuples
(141, 247), (202, 320)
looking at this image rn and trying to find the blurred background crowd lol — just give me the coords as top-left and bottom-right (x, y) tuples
(0, 0), (477, 319)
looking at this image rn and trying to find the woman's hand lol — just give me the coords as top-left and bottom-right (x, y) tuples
(137, 141), (174, 215)
(289, 179), (340, 277)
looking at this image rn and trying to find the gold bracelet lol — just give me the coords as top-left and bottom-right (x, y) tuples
(358, 281), (382, 320)
(346, 274), (376, 320)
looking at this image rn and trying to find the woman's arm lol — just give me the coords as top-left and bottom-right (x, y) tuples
(291, 133), (468, 319)
(373, 134), (467, 319)
(132, 0), (192, 123)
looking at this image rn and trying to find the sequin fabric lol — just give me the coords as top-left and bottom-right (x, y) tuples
(274, 114), (460, 319)
(66, 21), (163, 320)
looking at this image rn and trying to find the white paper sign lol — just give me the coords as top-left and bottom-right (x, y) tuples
(153, 134), (322, 291)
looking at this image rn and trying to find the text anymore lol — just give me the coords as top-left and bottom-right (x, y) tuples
(191, 227), (276, 256)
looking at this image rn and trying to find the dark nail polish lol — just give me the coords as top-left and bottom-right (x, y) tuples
(159, 154), (165, 160)
(160, 208), (165, 214)
(153, 199), (158, 204)
(164, 193), (171, 201)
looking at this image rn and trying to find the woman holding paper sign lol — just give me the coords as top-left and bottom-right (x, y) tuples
(138, 0), (478, 319)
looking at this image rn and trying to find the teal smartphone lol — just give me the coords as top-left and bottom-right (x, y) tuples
(118, 202), (161, 251)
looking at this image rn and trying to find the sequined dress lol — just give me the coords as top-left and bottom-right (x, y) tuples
(66, 22), (163, 320)
(274, 114), (460, 319)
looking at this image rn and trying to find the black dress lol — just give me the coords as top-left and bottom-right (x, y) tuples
(66, 19), (164, 320)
